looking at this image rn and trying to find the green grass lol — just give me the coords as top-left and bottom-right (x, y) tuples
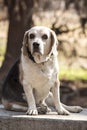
(0, 38), (6, 66)
(59, 67), (87, 80)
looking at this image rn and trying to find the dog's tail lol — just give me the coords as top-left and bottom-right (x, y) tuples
(62, 103), (83, 113)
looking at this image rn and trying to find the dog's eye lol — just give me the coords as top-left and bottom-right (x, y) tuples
(42, 34), (48, 40)
(30, 33), (35, 39)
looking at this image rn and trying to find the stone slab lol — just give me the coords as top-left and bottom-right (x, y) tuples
(0, 105), (87, 130)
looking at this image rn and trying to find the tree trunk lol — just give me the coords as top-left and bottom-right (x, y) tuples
(0, 0), (34, 90)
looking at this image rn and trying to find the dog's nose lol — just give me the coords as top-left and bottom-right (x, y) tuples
(33, 42), (39, 48)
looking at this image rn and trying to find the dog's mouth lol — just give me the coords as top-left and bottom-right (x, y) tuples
(33, 45), (42, 55)
(32, 46), (43, 63)
(33, 49), (41, 54)
(33, 45), (43, 54)
(26, 45), (46, 64)
(32, 52), (49, 64)
(27, 45), (48, 64)
(32, 52), (42, 63)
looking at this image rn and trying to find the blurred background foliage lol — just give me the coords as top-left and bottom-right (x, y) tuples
(0, 0), (87, 106)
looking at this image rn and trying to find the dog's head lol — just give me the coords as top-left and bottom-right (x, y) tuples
(22, 26), (58, 63)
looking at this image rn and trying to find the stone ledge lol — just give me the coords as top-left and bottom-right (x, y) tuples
(0, 105), (87, 130)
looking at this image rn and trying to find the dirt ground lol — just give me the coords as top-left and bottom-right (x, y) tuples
(60, 80), (87, 107)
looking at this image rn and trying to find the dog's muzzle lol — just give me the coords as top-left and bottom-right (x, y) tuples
(33, 42), (40, 53)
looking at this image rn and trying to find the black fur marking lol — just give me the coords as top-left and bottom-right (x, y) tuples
(27, 47), (35, 63)
(2, 59), (27, 104)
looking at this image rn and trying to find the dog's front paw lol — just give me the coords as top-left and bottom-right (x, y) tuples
(26, 108), (38, 115)
(56, 106), (70, 115)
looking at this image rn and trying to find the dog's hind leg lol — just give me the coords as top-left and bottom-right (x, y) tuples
(46, 92), (83, 113)
(2, 98), (27, 112)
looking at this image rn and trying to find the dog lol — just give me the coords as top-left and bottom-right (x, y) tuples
(2, 26), (82, 115)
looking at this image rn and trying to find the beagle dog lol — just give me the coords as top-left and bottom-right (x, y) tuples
(2, 26), (82, 115)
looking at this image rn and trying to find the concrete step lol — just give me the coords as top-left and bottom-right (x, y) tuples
(0, 105), (87, 130)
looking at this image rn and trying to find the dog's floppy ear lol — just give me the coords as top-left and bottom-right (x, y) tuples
(22, 31), (29, 56)
(49, 30), (58, 56)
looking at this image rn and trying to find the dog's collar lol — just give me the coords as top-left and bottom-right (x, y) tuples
(27, 47), (36, 63)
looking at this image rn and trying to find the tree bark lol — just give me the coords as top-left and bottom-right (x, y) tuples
(0, 0), (34, 89)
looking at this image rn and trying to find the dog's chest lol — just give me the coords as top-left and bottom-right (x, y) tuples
(22, 56), (58, 101)
(23, 57), (56, 84)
